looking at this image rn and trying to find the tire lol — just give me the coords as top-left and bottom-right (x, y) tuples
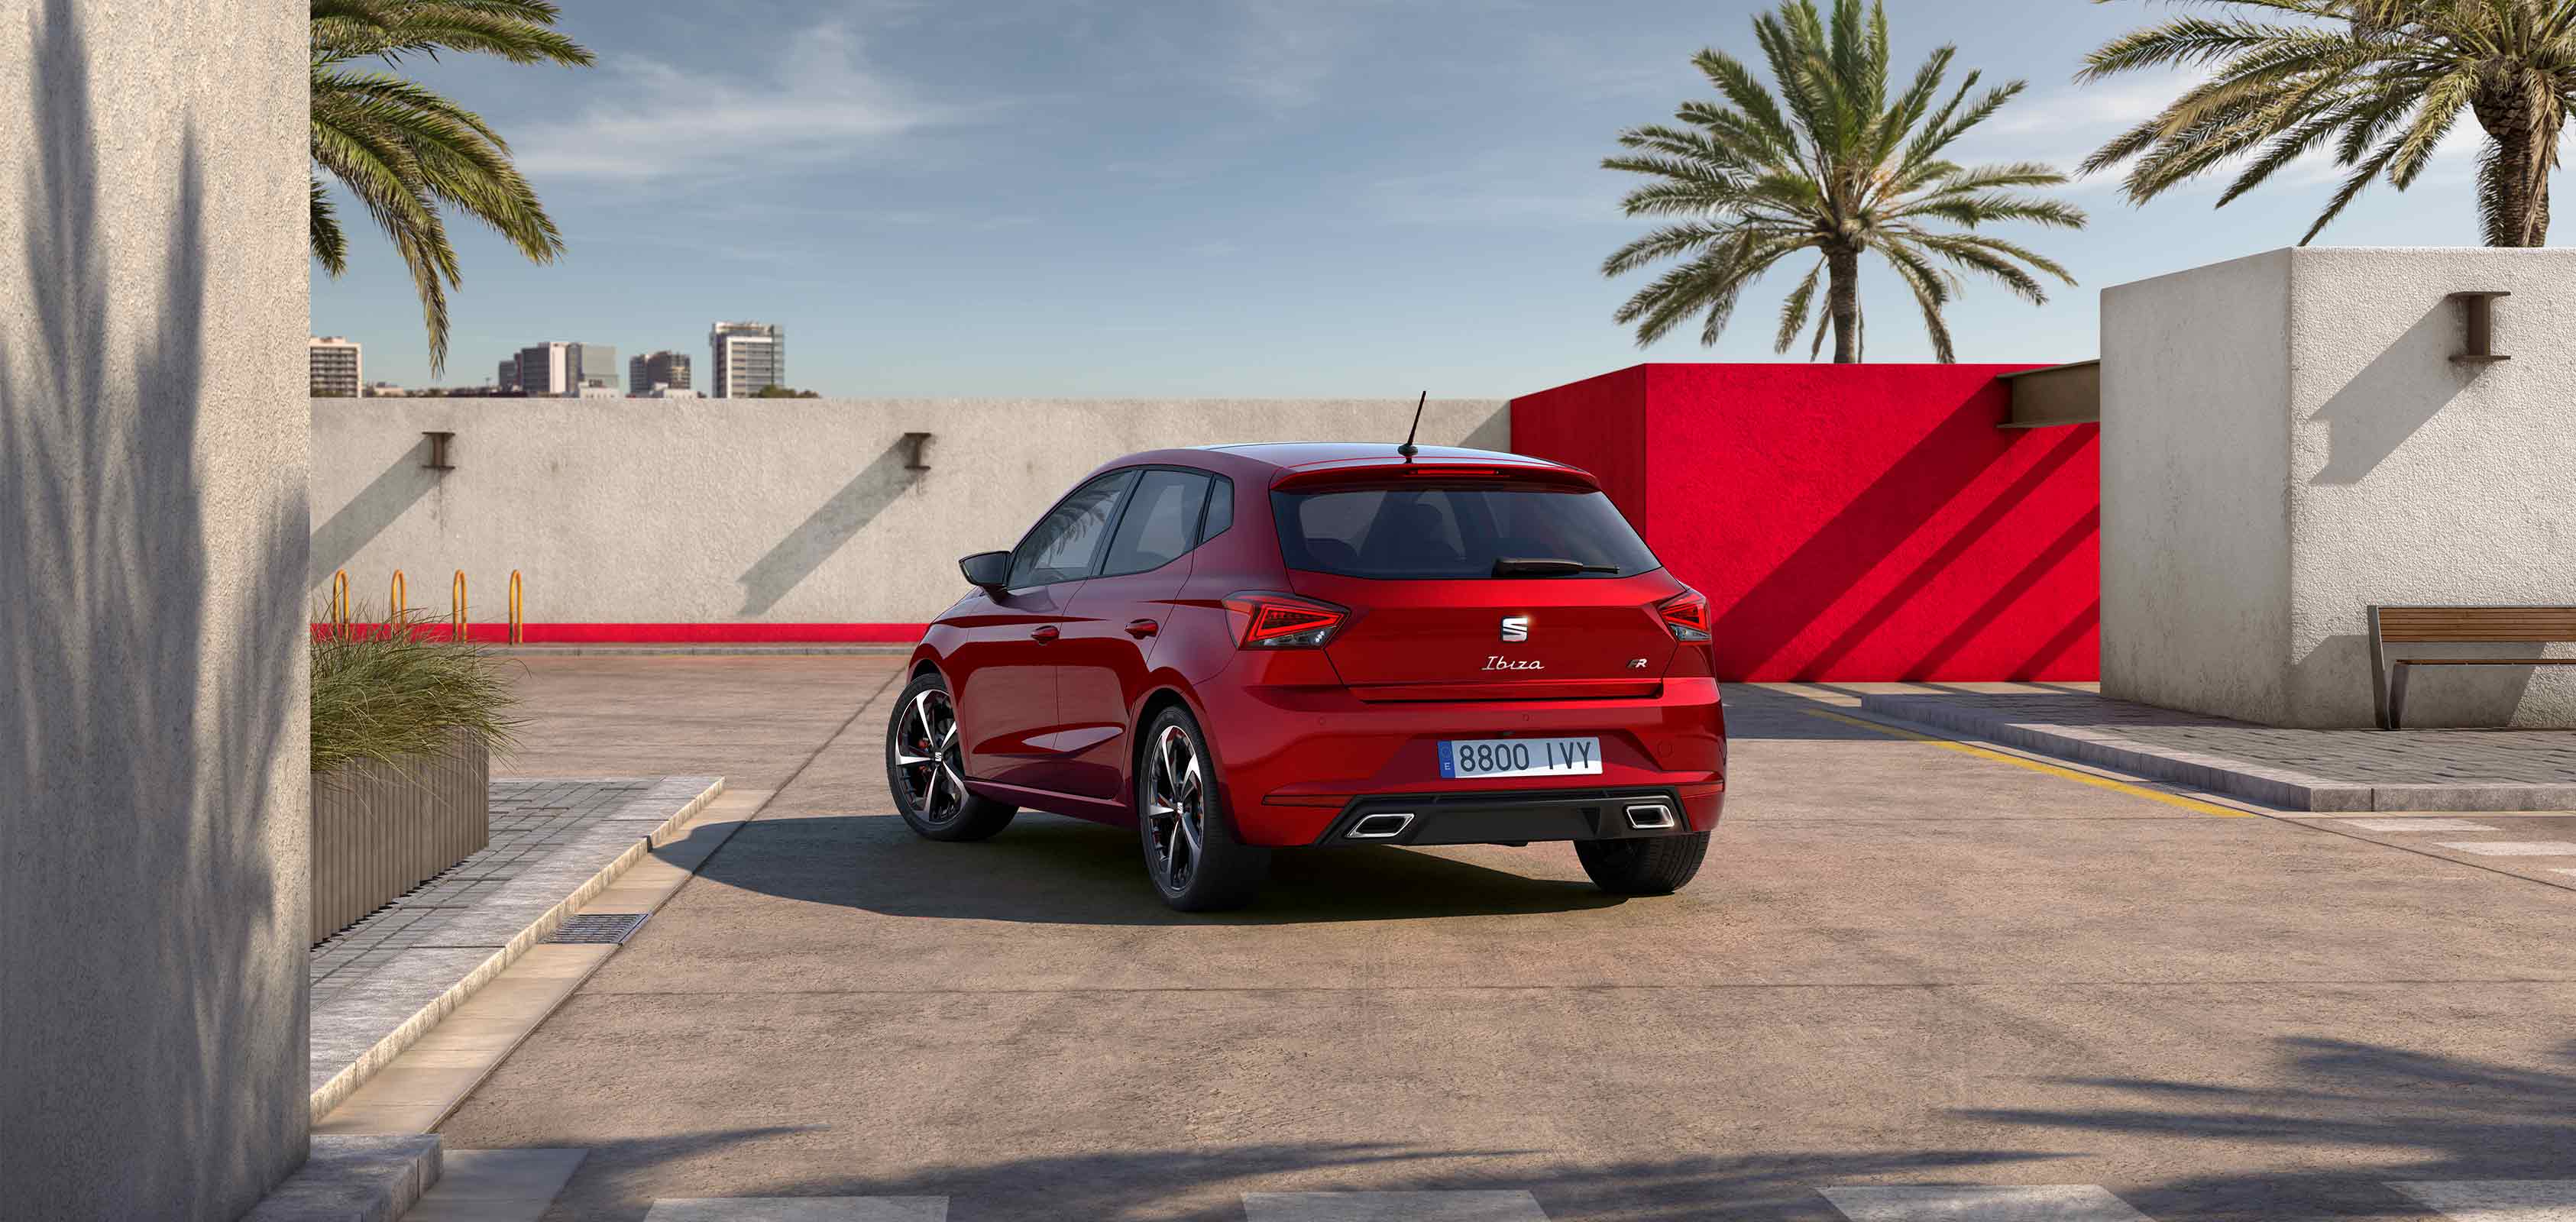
(1136, 706), (1269, 911)
(886, 672), (1017, 842)
(1574, 831), (1710, 895)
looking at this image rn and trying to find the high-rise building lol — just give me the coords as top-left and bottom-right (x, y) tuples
(512, 341), (617, 396)
(497, 356), (519, 394)
(309, 335), (361, 397)
(515, 342), (568, 396)
(629, 350), (691, 395)
(566, 341), (618, 393)
(709, 322), (785, 397)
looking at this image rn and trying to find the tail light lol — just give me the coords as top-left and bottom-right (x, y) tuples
(1658, 587), (1710, 642)
(1223, 591), (1349, 648)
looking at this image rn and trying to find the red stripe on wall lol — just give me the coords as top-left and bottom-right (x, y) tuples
(313, 622), (927, 644)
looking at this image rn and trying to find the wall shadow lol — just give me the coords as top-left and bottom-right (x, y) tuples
(1793, 427), (2094, 679)
(673, 813), (1630, 927)
(1899, 506), (2099, 680)
(1460, 402), (1511, 452)
(1710, 418), (1999, 677)
(1, 1), (306, 1215)
(309, 435), (440, 579)
(2307, 299), (2473, 486)
(736, 439), (919, 615)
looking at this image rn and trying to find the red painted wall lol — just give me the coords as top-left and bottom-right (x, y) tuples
(1513, 364), (2099, 682)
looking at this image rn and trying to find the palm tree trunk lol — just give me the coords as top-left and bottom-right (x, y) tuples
(2474, 82), (2552, 247)
(1827, 244), (1860, 363)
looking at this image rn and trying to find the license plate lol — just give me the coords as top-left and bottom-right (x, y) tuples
(1438, 736), (1602, 779)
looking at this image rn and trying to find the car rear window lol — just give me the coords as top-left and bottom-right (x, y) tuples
(1272, 485), (1660, 580)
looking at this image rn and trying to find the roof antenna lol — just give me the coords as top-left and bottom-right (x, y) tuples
(1396, 391), (1427, 458)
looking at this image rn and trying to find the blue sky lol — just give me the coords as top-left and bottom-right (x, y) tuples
(312, 0), (2497, 396)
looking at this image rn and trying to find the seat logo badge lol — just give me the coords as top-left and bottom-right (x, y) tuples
(1500, 615), (1531, 643)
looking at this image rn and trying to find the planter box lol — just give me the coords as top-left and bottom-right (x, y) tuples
(311, 731), (490, 943)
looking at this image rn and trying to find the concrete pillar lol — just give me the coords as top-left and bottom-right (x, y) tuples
(2102, 247), (2576, 728)
(1, 0), (312, 1217)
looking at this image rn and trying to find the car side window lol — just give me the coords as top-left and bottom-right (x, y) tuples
(1101, 470), (1212, 577)
(1010, 470), (1137, 589)
(1198, 475), (1234, 543)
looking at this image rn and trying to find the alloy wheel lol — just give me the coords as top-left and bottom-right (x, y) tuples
(892, 687), (966, 824)
(1144, 723), (1205, 892)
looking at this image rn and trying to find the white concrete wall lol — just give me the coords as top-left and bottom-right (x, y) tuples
(2103, 247), (2576, 728)
(2101, 250), (2297, 723)
(310, 399), (1509, 624)
(2, 0), (312, 1216)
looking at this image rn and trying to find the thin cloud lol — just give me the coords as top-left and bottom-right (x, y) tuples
(513, 20), (965, 180)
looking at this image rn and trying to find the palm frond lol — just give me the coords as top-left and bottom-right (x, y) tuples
(1602, 0), (2082, 360)
(309, 0), (591, 373)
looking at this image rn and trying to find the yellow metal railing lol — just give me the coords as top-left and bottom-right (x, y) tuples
(451, 571), (468, 639)
(507, 570), (524, 645)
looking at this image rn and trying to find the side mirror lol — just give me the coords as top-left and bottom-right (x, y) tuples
(959, 550), (1011, 592)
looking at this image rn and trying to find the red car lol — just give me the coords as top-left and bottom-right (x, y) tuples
(886, 442), (1727, 910)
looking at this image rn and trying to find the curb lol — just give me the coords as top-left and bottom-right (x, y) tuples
(308, 777), (726, 1120)
(1858, 694), (2576, 812)
(239, 1135), (440, 1222)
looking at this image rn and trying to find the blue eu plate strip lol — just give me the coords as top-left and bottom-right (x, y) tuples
(1437, 740), (1455, 779)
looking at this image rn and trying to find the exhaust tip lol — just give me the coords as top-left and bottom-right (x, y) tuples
(1348, 812), (1415, 839)
(1624, 803), (1678, 831)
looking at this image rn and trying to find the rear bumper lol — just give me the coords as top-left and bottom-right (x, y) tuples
(1311, 785), (1707, 847)
(1194, 664), (1728, 847)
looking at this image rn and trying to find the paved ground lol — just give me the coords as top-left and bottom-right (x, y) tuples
(432, 657), (2576, 1220)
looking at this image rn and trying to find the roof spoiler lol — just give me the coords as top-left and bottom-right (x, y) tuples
(1270, 457), (1599, 493)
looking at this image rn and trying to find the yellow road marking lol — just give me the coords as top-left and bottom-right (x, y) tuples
(1799, 708), (2254, 817)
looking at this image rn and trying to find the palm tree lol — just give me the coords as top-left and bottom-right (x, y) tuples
(2080, 0), (2576, 247)
(1600, 0), (2086, 363)
(310, 1), (592, 373)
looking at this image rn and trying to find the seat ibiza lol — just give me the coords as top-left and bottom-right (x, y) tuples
(885, 442), (1727, 910)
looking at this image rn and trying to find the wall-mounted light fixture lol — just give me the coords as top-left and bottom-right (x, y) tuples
(422, 430), (456, 470)
(2449, 291), (2510, 365)
(902, 431), (933, 471)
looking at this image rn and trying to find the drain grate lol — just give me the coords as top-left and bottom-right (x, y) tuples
(545, 913), (649, 945)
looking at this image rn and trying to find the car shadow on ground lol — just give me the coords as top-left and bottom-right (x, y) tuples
(678, 812), (1635, 926)
(497, 1037), (2576, 1221)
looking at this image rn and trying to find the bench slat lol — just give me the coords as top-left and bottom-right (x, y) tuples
(2393, 658), (2576, 666)
(2376, 606), (2576, 642)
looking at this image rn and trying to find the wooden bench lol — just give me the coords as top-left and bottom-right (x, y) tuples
(2367, 606), (2576, 729)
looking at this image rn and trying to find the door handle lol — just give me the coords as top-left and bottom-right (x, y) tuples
(1031, 625), (1060, 643)
(1125, 619), (1159, 638)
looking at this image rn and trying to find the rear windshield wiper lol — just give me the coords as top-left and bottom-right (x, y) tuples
(1493, 557), (1621, 577)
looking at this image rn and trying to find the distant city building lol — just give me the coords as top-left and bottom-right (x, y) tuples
(629, 350), (691, 396)
(309, 335), (361, 397)
(637, 386), (703, 399)
(576, 383), (622, 399)
(362, 381), (409, 397)
(515, 342), (569, 396)
(566, 341), (618, 393)
(511, 341), (617, 396)
(709, 322), (785, 398)
(496, 356), (519, 395)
